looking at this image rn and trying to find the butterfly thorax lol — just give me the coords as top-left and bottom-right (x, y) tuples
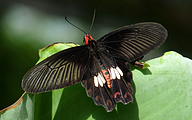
(84, 34), (94, 45)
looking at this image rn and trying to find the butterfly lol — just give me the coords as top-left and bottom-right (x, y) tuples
(22, 22), (167, 112)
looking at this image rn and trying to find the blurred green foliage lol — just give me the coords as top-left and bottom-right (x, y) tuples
(0, 0), (192, 110)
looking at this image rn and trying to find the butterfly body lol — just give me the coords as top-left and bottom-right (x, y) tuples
(97, 59), (112, 88)
(22, 22), (167, 112)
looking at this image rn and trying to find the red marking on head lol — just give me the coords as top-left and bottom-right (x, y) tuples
(84, 34), (94, 45)
(114, 92), (121, 98)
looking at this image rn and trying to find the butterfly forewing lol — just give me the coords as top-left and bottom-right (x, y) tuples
(97, 22), (167, 62)
(22, 45), (89, 93)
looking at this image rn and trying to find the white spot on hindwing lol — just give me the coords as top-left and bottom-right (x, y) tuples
(109, 67), (116, 79)
(94, 73), (106, 87)
(109, 66), (123, 80)
(94, 76), (98, 87)
(98, 73), (106, 84)
(94, 66), (124, 87)
(116, 66), (123, 76)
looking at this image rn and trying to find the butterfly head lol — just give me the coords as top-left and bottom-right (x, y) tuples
(84, 34), (94, 45)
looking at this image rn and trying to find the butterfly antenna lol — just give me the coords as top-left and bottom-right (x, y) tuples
(65, 16), (87, 34)
(88, 7), (97, 34)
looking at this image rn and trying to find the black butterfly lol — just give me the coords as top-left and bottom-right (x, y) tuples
(22, 22), (167, 112)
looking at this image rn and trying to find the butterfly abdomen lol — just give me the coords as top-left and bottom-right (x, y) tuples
(97, 59), (112, 88)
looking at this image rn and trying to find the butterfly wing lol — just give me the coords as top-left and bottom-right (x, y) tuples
(111, 57), (133, 104)
(98, 50), (133, 107)
(97, 22), (167, 62)
(81, 47), (133, 112)
(81, 51), (116, 112)
(22, 45), (89, 93)
(93, 22), (167, 111)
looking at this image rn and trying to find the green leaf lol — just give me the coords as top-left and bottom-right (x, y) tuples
(133, 51), (192, 120)
(36, 42), (79, 64)
(1, 43), (191, 120)
(0, 93), (34, 120)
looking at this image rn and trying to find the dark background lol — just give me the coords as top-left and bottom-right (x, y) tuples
(0, 0), (192, 110)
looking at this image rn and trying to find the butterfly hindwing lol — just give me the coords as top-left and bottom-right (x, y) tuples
(112, 58), (133, 103)
(97, 22), (167, 62)
(81, 50), (117, 112)
(22, 45), (89, 93)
